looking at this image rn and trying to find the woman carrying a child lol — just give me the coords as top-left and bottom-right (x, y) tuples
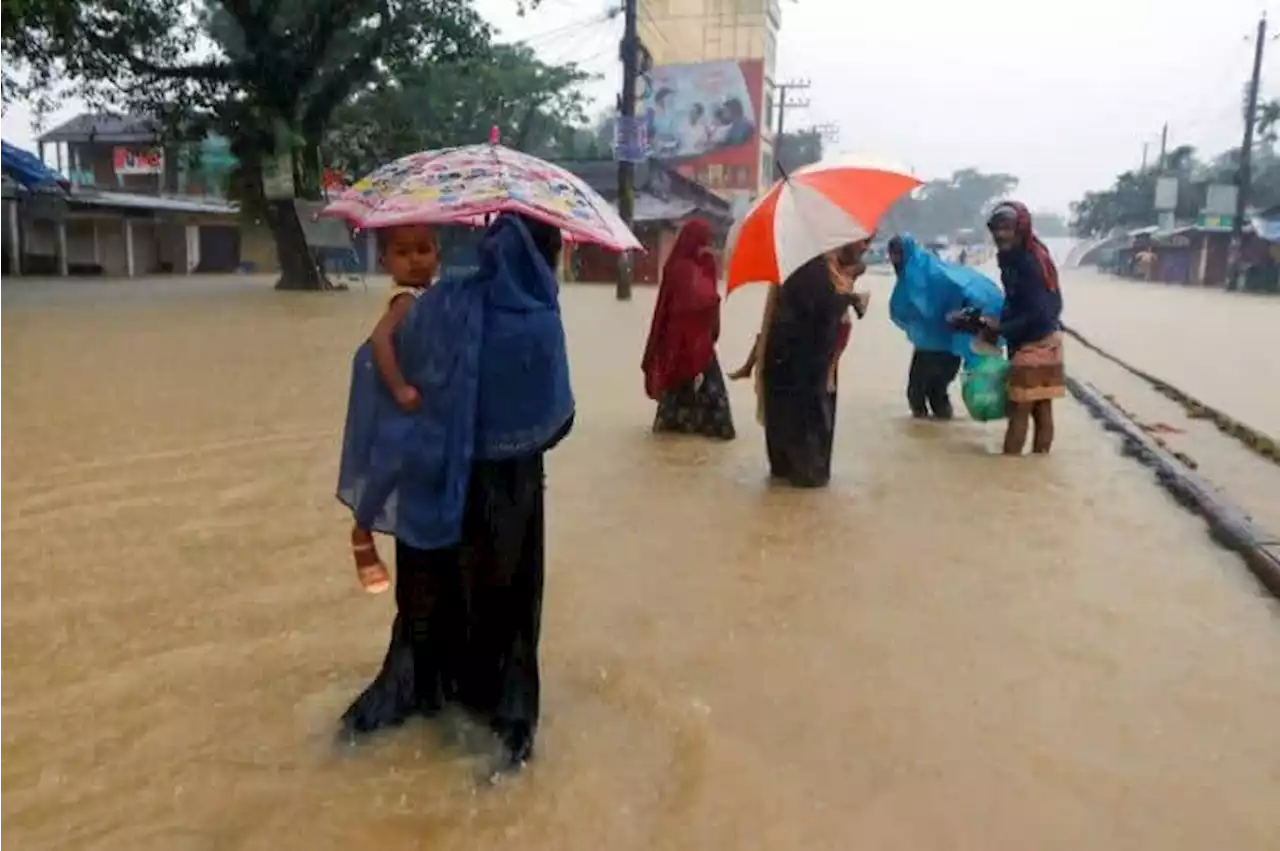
(336, 213), (574, 776)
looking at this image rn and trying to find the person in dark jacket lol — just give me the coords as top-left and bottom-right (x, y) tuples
(984, 201), (1065, 454)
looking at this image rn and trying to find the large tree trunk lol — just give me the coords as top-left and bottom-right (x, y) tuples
(230, 131), (330, 291)
(266, 198), (330, 291)
(264, 135), (330, 291)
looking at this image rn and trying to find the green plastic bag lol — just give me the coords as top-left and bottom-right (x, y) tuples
(961, 354), (1009, 422)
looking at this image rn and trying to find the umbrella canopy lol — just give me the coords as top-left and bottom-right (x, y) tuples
(1, 141), (68, 191)
(321, 144), (642, 253)
(724, 155), (921, 293)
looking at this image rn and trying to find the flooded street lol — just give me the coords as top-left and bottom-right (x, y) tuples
(1046, 266), (1280, 540)
(1056, 267), (1280, 438)
(3, 275), (1279, 850)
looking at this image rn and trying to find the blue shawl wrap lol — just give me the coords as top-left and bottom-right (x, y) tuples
(336, 214), (574, 550)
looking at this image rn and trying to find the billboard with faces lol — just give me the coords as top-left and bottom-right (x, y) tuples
(641, 59), (765, 195)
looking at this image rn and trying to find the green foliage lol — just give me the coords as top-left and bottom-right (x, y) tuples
(1032, 211), (1070, 238)
(1, 0), (556, 288)
(3, 0), (495, 188)
(1070, 100), (1280, 236)
(881, 167), (1019, 242)
(324, 42), (596, 177)
(1070, 143), (1213, 236)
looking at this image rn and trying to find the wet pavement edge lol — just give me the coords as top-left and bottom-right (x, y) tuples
(1067, 375), (1280, 600)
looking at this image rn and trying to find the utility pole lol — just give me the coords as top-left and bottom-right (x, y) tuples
(1229, 11), (1267, 291)
(1141, 142), (1149, 173)
(773, 78), (810, 178)
(808, 122), (840, 146)
(1158, 122), (1168, 172)
(615, 0), (640, 301)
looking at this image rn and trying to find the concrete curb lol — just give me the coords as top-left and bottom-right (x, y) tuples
(1066, 376), (1280, 600)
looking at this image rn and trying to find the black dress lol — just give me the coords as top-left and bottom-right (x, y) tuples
(652, 354), (736, 440)
(761, 258), (852, 488)
(340, 419), (572, 770)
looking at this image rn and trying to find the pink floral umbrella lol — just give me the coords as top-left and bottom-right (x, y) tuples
(321, 143), (642, 253)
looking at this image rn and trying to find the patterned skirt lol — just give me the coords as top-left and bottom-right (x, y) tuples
(1007, 331), (1066, 404)
(653, 354), (736, 440)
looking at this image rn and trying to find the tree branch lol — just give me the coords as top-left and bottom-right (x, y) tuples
(301, 2), (392, 132)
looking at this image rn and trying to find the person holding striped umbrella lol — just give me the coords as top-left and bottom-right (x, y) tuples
(725, 156), (920, 487)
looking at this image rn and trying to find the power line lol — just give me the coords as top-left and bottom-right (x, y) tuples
(773, 78), (810, 177)
(502, 7), (622, 49)
(542, 17), (618, 66)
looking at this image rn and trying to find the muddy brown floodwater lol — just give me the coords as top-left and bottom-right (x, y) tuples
(3, 274), (1279, 851)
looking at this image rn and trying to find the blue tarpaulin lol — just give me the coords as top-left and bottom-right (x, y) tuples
(888, 234), (1004, 364)
(1, 141), (66, 190)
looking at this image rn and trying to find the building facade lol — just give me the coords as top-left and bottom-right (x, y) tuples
(638, 0), (781, 207)
(8, 113), (262, 277)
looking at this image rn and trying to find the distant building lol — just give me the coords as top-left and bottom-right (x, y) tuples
(3, 112), (261, 277)
(557, 158), (732, 284)
(638, 0), (781, 204)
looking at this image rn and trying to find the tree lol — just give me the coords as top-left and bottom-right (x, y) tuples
(775, 129), (823, 174)
(3, 0), (496, 289)
(1033, 212), (1070, 237)
(324, 43), (595, 177)
(1, 0), (84, 109)
(1069, 145), (1210, 237)
(881, 167), (1019, 241)
(1070, 100), (1280, 236)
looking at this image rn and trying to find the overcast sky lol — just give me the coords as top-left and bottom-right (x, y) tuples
(3, 0), (1275, 213)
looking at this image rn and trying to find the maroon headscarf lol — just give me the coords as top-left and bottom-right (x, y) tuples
(642, 219), (719, 400)
(989, 200), (1059, 292)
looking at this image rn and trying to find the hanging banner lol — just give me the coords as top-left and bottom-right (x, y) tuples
(613, 115), (648, 164)
(113, 147), (165, 176)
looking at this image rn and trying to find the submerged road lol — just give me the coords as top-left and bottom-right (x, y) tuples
(1, 275), (1277, 850)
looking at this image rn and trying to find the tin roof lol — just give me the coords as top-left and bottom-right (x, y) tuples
(69, 189), (237, 215)
(37, 113), (162, 145)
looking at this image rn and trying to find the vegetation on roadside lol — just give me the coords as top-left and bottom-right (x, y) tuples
(1070, 100), (1280, 236)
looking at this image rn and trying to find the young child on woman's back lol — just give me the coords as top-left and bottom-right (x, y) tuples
(350, 223), (439, 594)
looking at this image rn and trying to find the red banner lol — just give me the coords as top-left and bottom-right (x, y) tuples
(112, 147), (164, 176)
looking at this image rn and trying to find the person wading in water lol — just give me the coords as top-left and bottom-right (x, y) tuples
(984, 201), (1065, 454)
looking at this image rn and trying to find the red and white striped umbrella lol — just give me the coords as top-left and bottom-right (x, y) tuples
(725, 154), (921, 292)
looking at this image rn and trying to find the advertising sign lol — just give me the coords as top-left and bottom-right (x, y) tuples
(641, 59), (764, 194)
(1154, 176), (1178, 212)
(613, 115), (648, 164)
(112, 147), (164, 176)
(1204, 183), (1238, 217)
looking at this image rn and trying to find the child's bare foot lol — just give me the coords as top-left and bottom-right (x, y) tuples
(351, 530), (390, 594)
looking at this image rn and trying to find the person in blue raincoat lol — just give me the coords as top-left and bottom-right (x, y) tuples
(888, 235), (1004, 419)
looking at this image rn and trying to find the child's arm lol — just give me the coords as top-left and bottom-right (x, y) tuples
(371, 293), (420, 410)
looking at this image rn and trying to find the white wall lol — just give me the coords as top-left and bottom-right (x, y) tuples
(98, 220), (129, 276)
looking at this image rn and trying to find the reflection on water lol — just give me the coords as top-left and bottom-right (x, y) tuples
(3, 275), (1278, 850)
